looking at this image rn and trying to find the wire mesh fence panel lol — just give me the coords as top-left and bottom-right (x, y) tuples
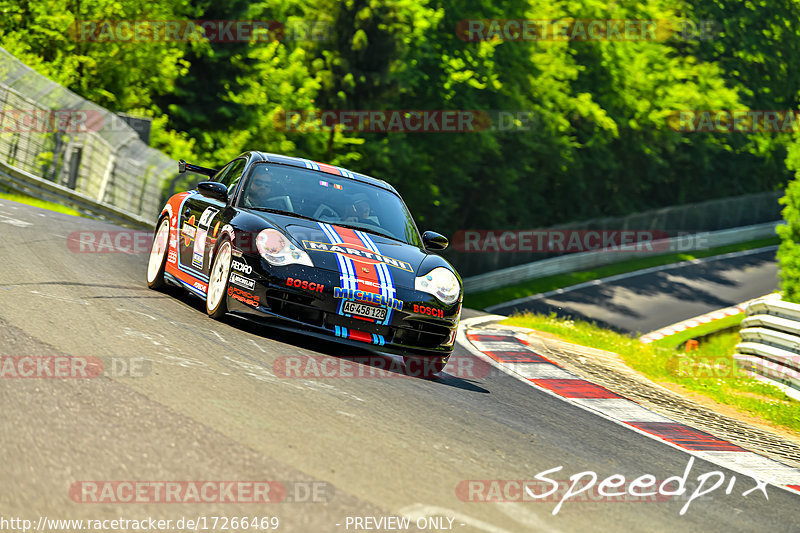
(0, 46), (175, 222)
(446, 191), (783, 277)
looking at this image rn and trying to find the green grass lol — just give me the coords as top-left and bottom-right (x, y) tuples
(502, 313), (800, 435)
(0, 192), (85, 217)
(650, 313), (745, 349)
(465, 236), (780, 310)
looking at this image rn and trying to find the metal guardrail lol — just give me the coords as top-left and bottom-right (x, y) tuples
(463, 221), (781, 293)
(445, 191), (782, 277)
(735, 297), (800, 397)
(0, 158), (154, 229)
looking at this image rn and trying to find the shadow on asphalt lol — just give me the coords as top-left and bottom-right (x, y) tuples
(161, 283), (491, 393)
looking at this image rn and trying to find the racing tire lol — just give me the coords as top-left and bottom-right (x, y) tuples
(146, 217), (171, 290)
(206, 238), (233, 320)
(403, 356), (447, 378)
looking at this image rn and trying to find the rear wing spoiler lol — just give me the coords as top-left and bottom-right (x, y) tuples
(178, 159), (218, 177)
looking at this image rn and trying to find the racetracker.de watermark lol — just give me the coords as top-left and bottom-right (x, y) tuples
(274, 110), (535, 133)
(451, 230), (711, 253)
(67, 231), (153, 254)
(273, 355), (494, 379)
(456, 19), (716, 42)
(70, 20), (330, 42)
(0, 356), (149, 378)
(0, 109), (104, 133)
(68, 481), (332, 504)
(457, 479), (673, 503)
(668, 355), (800, 381)
(2, 517), (281, 532)
(66, 230), (304, 255)
(669, 110), (800, 133)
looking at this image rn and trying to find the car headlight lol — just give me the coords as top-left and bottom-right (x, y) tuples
(415, 267), (460, 305)
(256, 229), (313, 267)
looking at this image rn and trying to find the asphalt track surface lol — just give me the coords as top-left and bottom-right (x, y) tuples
(489, 248), (780, 334)
(0, 199), (797, 532)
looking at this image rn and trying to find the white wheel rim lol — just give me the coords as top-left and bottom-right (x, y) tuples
(147, 220), (170, 283)
(207, 242), (231, 311)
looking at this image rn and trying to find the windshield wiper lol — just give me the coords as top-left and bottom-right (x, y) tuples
(333, 222), (405, 243)
(247, 207), (318, 222)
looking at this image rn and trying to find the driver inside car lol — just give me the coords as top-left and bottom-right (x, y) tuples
(345, 193), (380, 225)
(244, 167), (293, 211)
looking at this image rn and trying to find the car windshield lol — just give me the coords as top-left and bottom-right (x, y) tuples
(241, 162), (422, 246)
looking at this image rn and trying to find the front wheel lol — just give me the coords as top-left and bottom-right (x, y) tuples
(206, 239), (232, 319)
(146, 217), (170, 290)
(403, 356), (448, 378)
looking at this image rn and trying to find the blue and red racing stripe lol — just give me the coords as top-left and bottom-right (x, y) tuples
(318, 222), (395, 345)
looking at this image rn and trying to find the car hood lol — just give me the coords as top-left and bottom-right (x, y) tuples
(253, 212), (431, 288)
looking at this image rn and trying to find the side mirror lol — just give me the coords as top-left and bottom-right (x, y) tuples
(422, 231), (449, 251)
(198, 181), (228, 203)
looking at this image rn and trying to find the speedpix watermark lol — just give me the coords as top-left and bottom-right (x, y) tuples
(70, 20), (330, 42)
(457, 19), (716, 42)
(457, 457), (769, 515)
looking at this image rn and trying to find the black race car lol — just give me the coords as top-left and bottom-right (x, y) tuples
(146, 151), (462, 375)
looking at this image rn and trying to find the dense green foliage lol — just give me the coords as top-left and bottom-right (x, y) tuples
(2, 0), (798, 235)
(777, 164), (800, 302)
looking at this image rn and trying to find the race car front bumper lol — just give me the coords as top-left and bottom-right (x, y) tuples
(225, 262), (460, 358)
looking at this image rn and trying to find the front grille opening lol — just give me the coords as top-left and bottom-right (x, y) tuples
(395, 319), (451, 348)
(265, 290), (323, 327)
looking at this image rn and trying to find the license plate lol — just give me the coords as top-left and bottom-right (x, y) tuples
(343, 301), (387, 321)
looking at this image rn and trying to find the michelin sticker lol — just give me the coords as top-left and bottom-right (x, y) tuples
(230, 273), (255, 290)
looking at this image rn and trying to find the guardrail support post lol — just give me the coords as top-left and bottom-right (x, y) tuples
(67, 146), (82, 190)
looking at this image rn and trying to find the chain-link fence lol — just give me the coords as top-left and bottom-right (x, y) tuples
(447, 191), (783, 277)
(0, 46), (174, 221)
